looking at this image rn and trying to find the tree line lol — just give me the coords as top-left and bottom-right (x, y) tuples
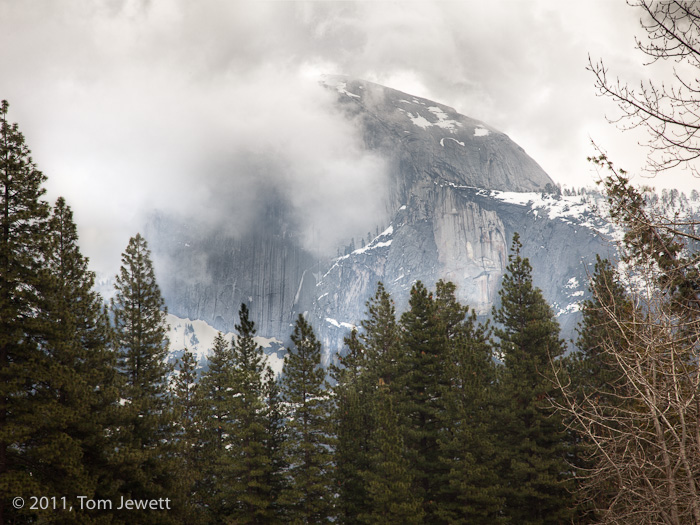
(0, 98), (577, 523)
(5, 1), (700, 516)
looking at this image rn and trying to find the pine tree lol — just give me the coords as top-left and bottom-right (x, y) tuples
(434, 281), (503, 524)
(331, 328), (372, 524)
(262, 366), (287, 523)
(38, 198), (121, 524)
(280, 314), (334, 522)
(332, 282), (400, 523)
(197, 332), (236, 522)
(110, 233), (177, 523)
(563, 256), (636, 521)
(359, 387), (424, 525)
(395, 281), (452, 523)
(360, 282), (400, 386)
(228, 303), (274, 524)
(172, 347), (205, 524)
(575, 255), (633, 394)
(0, 99), (53, 524)
(492, 233), (573, 524)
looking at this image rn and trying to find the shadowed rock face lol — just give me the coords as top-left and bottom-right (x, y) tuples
(150, 76), (606, 359)
(328, 76), (554, 196)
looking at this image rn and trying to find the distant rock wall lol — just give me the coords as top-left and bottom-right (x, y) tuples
(149, 77), (607, 360)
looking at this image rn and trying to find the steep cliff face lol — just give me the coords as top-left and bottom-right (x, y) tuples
(309, 180), (610, 358)
(146, 196), (318, 337)
(150, 76), (608, 359)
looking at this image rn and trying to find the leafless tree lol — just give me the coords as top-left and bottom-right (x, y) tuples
(555, 236), (700, 524)
(589, 0), (700, 176)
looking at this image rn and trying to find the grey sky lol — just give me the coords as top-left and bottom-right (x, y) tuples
(0, 0), (694, 275)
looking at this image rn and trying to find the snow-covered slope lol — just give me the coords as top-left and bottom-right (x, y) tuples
(144, 77), (700, 361)
(166, 313), (286, 376)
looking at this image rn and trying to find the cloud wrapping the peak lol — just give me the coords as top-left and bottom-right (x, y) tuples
(0, 0), (691, 275)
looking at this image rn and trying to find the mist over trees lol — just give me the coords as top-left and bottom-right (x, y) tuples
(1, 2), (700, 523)
(0, 96), (580, 522)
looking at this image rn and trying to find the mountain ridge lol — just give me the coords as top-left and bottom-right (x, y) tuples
(147, 76), (608, 361)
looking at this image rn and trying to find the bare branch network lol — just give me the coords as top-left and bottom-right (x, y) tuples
(589, 0), (700, 176)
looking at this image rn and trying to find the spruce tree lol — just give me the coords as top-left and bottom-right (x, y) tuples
(172, 348), (205, 524)
(492, 233), (573, 524)
(197, 332), (236, 522)
(110, 233), (176, 523)
(395, 281), (452, 523)
(228, 303), (274, 524)
(280, 314), (334, 522)
(359, 387), (423, 525)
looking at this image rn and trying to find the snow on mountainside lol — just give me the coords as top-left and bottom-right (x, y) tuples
(166, 313), (286, 376)
(141, 75), (700, 363)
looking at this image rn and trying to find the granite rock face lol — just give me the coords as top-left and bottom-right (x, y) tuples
(150, 76), (609, 360)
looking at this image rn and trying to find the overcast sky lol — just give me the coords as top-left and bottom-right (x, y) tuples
(0, 0), (695, 276)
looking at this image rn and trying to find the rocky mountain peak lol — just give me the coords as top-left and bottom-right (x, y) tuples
(321, 75), (555, 194)
(151, 77), (607, 362)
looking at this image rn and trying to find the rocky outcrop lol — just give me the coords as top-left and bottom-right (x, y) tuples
(149, 77), (610, 360)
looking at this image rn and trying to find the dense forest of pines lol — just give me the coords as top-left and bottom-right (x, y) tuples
(3, 1), (700, 515)
(1, 97), (581, 524)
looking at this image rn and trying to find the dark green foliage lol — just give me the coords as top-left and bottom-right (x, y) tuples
(437, 288), (503, 524)
(262, 366), (287, 523)
(280, 314), (334, 522)
(562, 255), (635, 522)
(227, 303), (275, 524)
(331, 328), (373, 524)
(395, 281), (452, 523)
(359, 387), (423, 525)
(492, 233), (573, 524)
(38, 198), (121, 524)
(331, 283), (401, 523)
(574, 255), (632, 398)
(172, 348), (205, 524)
(110, 233), (177, 523)
(0, 103), (122, 524)
(196, 332), (236, 521)
(0, 99), (53, 523)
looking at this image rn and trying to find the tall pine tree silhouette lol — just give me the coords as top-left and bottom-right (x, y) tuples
(492, 233), (573, 524)
(110, 233), (177, 523)
(280, 314), (334, 522)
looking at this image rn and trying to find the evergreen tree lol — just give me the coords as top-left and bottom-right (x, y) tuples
(438, 308), (503, 524)
(172, 347), (205, 524)
(574, 255), (632, 401)
(197, 332), (236, 522)
(332, 282), (400, 523)
(228, 303), (274, 524)
(280, 314), (334, 522)
(331, 328), (372, 524)
(40, 198), (121, 524)
(262, 366), (287, 523)
(359, 387), (423, 525)
(0, 99), (52, 524)
(359, 282), (400, 386)
(395, 281), (452, 523)
(110, 233), (177, 523)
(564, 256), (636, 522)
(492, 233), (573, 524)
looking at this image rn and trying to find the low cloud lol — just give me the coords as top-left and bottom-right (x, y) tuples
(0, 0), (689, 277)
